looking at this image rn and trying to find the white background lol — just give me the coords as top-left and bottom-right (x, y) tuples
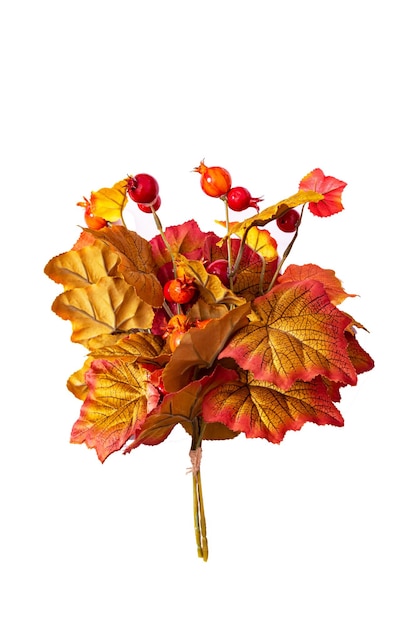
(1, 1), (415, 624)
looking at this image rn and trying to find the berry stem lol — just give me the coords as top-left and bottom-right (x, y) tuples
(151, 206), (182, 315)
(266, 205), (305, 292)
(223, 197), (234, 290)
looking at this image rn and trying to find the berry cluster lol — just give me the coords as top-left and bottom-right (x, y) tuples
(193, 160), (299, 232)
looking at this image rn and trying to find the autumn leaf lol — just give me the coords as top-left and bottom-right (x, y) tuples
(202, 369), (343, 444)
(70, 359), (157, 462)
(345, 330), (375, 375)
(219, 280), (357, 390)
(299, 169), (347, 217)
(44, 239), (120, 290)
(87, 225), (163, 307)
(52, 276), (154, 346)
(88, 332), (167, 366)
(150, 220), (211, 267)
(77, 179), (128, 222)
(279, 263), (356, 305)
(124, 366), (238, 450)
(162, 302), (252, 392)
(216, 221), (278, 262)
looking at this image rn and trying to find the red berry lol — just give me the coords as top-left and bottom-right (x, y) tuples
(206, 259), (229, 286)
(276, 209), (300, 233)
(193, 160), (232, 198)
(163, 278), (197, 304)
(127, 173), (159, 204)
(84, 210), (107, 230)
(137, 195), (161, 213)
(227, 186), (263, 212)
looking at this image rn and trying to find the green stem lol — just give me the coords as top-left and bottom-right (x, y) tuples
(190, 418), (208, 561)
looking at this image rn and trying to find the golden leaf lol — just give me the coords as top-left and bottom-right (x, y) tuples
(70, 359), (152, 462)
(44, 239), (120, 290)
(52, 276), (154, 346)
(87, 226), (163, 307)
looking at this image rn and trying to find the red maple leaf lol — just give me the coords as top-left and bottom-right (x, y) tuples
(299, 168), (347, 217)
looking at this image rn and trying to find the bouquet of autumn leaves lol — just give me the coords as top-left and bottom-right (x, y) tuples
(44, 163), (374, 561)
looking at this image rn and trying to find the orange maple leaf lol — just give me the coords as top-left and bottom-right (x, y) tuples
(202, 369), (343, 443)
(70, 359), (159, 462)
(219, 280), (357, 390)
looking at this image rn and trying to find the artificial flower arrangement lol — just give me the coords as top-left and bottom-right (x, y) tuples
(44, 161), (374, 561)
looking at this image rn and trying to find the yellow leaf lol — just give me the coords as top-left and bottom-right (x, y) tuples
(216, 221), (278, 262)
(52, 276), (154, 346)
(80, 179), (128, 222)
(44, 239), (120, 290)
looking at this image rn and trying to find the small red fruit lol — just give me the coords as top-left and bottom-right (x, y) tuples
(193, 160), (232, 198)
(127, 173), (159, 205)
(84, 210), (107, 230)
(162, 314), (190, 352)
(206, 259), (229, 286)
(276, 209), (300, 233)
(163, 278), (197, 304)
(137, 195), (162, 213)
(227, 186), (263, 212)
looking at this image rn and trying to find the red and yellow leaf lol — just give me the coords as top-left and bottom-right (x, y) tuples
(203, 370), (343, 443)
(124, 366), (238, 450)
(219, 280), (357, 390)
(70, 359), (157, 462)
(150, 220), (210, 267)
(52, 276), (154, 346)
(279, 263), (356, 305)
(299, 169), (346, 217)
